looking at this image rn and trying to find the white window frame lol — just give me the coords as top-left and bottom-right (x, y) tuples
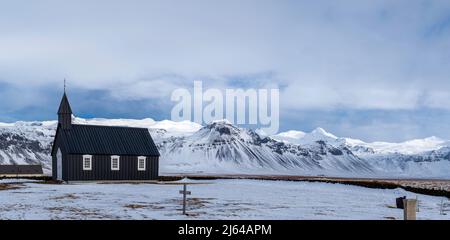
(111, 155), (120, 171)
(82, 155), (92, 171)
(138, 156), (146, 171)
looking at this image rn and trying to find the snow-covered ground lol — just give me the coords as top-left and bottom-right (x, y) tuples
(0, 179), (448, 220)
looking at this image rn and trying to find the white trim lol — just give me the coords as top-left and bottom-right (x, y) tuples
(138, 156), (146, 171)
(82, 155), (92, 171)
(111, 155), (120, 171)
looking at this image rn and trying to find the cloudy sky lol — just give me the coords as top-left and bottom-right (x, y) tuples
(1, 0), (450, 142)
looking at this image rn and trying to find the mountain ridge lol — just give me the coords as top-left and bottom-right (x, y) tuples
(0, 117), (449, 178)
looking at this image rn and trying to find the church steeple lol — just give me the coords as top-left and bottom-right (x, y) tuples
(58, 89), (73, 130)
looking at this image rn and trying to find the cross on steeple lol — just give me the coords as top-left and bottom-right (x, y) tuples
(64, 78), (66, 93)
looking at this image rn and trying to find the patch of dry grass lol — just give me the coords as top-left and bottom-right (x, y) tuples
(46, 206), (120, 219)
(0, 183), (22, 191)
(124, 203), (165, 210)
(124, 204), (147, 209)
(50, 193), (79, 200)
(37, 179), (64, 185)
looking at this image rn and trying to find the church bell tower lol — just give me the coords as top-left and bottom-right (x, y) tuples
(57, 81), (72, 130)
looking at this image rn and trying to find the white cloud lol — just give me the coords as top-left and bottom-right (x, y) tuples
(0, 0), (449, 111)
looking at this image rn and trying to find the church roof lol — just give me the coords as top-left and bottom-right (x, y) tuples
(57, 93), (72, 114)
(56, 124), (160, 156)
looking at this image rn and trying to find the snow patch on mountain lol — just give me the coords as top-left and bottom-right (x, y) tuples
(73, 117), (201, 137)
(273, 128), (339, 146)
(344, 136), (449, 155)
(271, 130), (306, 144)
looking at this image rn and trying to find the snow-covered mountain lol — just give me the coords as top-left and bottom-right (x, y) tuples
(0, 121), (56, 171)
(273, 129), (450, 178)
(0, 117), (449, 178)
(157, 120), (372, 175)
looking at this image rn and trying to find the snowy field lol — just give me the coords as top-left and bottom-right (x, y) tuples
(0, 179), (448, 220)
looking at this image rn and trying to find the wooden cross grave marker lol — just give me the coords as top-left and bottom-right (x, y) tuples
(179, 183), (191, 215)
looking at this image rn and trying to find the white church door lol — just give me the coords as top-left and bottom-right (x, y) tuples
(57, 148), (62, 180)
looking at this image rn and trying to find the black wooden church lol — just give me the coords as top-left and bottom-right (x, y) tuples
(51, 92), (160, 182)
